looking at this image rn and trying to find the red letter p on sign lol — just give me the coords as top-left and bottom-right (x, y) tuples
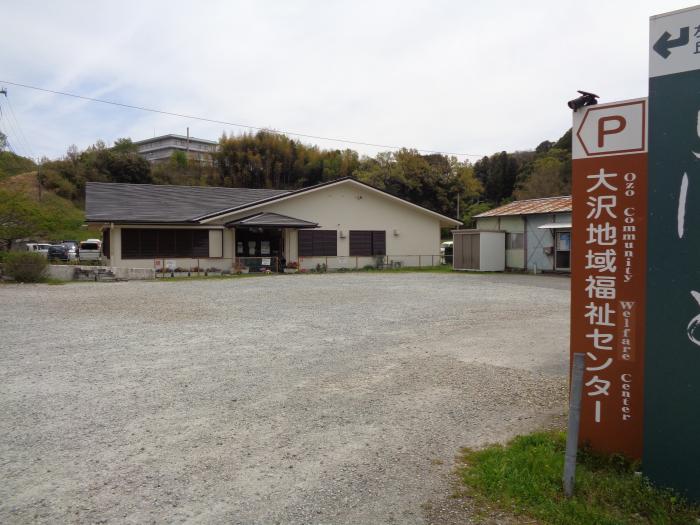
(598, 116), (627, 147)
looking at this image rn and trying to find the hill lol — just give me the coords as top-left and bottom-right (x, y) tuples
(0, 151), (36, 180)
(0, 171), (89, 249)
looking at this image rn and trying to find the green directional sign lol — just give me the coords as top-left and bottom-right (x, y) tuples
(645, 6), (700, 502)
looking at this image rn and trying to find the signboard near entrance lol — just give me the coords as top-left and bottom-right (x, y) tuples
(644, 6), (700, 501)
(571, 98), (648, 459)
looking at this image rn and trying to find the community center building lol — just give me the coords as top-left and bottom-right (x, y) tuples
(85, 177), (461, 272)
(452, 195), (572, 273)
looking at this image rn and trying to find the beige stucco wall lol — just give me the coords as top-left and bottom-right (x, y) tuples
(106, 225), (234, 270)
(209, 182), (446, 264)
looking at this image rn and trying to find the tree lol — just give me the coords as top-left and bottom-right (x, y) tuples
(474, 151), (520, 203)
(354, 149), (483, 219)
(94, 150), (151, 185)
(112, 137), (138, 154)
(513, 128), (572, 200)
(462, 201), (494, 228)
(171, 150), (188, 169)
(0, 130), (7, 152)
(514, 157), (569, 199)
(37, 141), (153, 205)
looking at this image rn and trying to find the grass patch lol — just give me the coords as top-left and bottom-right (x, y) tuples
(43, 278), (68, 285)
(458, 431), (700, 525)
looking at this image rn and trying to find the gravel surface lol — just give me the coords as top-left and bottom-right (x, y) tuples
(0, 272), (570, 524)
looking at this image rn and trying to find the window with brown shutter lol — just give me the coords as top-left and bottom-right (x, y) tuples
(140, 229), (158, 257)
(120, 229), (210, 259)
(298, 230), (337, 256)
(122, 229), (140, 258)
(371, 231), (386, 255)
(349, 230), (386, 256)
(158, 230), (177, 257)
(192, 230), (209, 257)
(298, 230), (314, 256)
(349, 231), (371, 256)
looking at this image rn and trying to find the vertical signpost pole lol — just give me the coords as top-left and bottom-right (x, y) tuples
(645, 6), (700, 501)
(570, 98), (648, 459)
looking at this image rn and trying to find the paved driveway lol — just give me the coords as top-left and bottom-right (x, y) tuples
(0, 272), (570, 524)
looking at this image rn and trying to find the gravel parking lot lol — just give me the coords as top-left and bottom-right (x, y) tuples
(0, 272), (570, 524)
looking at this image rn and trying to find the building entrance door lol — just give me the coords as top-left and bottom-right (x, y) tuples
(555, 230), (571, 271)
(235, 227), (284, 271)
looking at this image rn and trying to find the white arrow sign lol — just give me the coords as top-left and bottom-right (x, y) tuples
(650, 6), (700, 78)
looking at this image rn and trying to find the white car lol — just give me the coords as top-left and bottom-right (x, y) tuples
(440, 240), (453, 263)
(78, 240), (102, 262)
(26, 243), (52, 257)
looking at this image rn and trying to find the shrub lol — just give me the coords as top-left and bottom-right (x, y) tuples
(3, 252), (48, 282)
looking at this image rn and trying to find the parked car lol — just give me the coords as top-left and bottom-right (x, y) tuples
(26, 243), (52, 257)
(62, 240), (79, 261)
(47, 244), (70, 262)
(440, 240), (453, 264)
(78, 240), (101, 262)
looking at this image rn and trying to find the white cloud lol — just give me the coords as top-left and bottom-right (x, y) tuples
(0, 0), (686, 161)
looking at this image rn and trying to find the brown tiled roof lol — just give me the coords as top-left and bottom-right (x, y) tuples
(474, 196), (572, 217)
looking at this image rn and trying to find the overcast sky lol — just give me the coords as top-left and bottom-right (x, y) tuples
(0, 0), (686, 162)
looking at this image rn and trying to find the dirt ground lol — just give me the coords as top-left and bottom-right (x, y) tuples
(0, 272), (570, 524)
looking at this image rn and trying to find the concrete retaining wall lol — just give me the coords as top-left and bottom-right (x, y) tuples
(47, 265), (155, 281)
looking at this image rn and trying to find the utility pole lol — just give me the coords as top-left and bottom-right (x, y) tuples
(0, 88), (6, 148)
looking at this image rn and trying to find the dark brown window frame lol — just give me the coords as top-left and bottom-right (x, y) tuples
(121, 228), (210, 259)
(349, 230), (386, 256)
(298, 230), (337, 257)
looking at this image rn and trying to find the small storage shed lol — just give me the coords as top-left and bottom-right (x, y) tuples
(473, 196), (572, 273)
(452, 230), (505, 271)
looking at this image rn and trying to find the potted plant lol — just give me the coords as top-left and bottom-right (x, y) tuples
(284, 261), (299, 274)
(234, 261), (249, 274)
(205, 266), (222, 277)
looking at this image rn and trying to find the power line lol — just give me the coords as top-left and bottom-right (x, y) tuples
(5, 94), (35, 159)
(0, 122), (18, 155)
(0, 90), (22, 157)
(0, 97), (31, 159)
(0, 101), (28, 158)
(0, 79), (485, 158)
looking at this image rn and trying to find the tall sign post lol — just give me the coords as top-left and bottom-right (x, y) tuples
(645, 6), (700, 501)
(571, 98), (648, 459)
